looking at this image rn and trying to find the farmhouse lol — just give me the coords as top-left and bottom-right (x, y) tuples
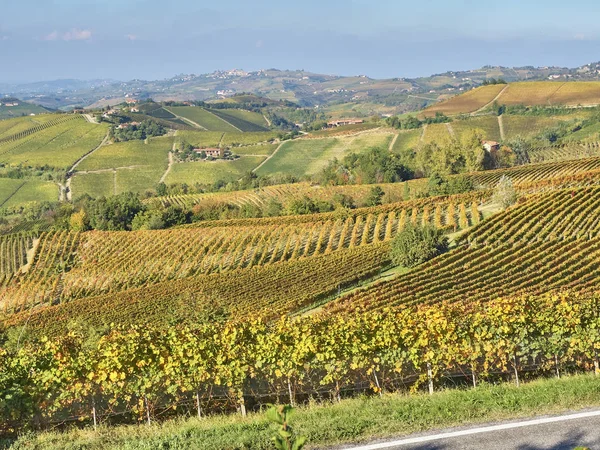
(125, 98), (138, 105)
(117, 122), (140, 129)
(482, 140), (500, 152)
(327, 118), (365, 127)
(195, 148), (223, 158)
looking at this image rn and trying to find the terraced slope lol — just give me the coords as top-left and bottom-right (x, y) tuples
(0, 194), (484, 313)
(0, 115), (109, 169)
(4, 244), (392, 335)
(324, 186), (600, 315)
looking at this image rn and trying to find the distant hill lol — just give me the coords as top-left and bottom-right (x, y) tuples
(7, 62), (600, 115)
(424, 81), (600, 116)
(0, 97), (50, 120)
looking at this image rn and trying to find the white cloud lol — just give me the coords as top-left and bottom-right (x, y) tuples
(44, 31), (59, 41)
(125, 34), (137, 41)
(43, 29), (92, 41)
(62, 29), (92, 41)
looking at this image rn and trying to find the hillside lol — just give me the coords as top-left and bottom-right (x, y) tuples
(425, 81), (600, 116)
(7, 62), (600, 115)
(6, 71), (600, 444)
(0, 98), (50, 120)
(4, 154), (600, 335)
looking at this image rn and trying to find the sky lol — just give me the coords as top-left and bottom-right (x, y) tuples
(1, 0), (600, 83)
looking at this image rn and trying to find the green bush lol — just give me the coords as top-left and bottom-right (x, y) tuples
(391, 223), (448, 267)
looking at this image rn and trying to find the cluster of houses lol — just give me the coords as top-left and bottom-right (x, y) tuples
(326, 118), (364, 127)
(0, 102), (19, 107)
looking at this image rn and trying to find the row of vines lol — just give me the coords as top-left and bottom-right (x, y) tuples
(0, 198), (481, 312)
(2, 292), (600, 435)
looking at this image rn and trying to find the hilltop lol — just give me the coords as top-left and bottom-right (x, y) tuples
(7, 62), (600, 115)
(0, 97), (50, 120)
(425, 81), (600, 116)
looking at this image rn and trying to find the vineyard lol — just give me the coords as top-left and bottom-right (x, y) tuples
(166, 107), (240, 132)
(254, 132), (395, 178)
(423, 84), (506, 115)
(0, 179), (58, 210)
(166, 156), (266, 185)
(147, 156), (600, 212)
(0, 194), (483, 312)
(4, 243), (392, 334)
(0, 115), (109, 169)
(424, 81), (600, 116)
(326, 186), (600, 314)
(470, 156), (600, 186)
(0, 233), (37, 282)
(527, 141), (600, 163)
(3, 291), (600, 435)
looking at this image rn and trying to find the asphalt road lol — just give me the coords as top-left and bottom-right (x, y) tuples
(339, 409), (600, 450)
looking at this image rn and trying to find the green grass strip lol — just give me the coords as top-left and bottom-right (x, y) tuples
(8, 374), (600, 449)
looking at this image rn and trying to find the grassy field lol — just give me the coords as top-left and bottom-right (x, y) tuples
(70, 172), (115, 199)
(209, 109), (270, 132)
(12, 374), (600, 450)
(231, 143), (279, 156)
(176, 131), (224, 148)
(4, 180), (58, 208)
(116, 166), (166, 194)
(0, 178), (57, 208)
(76, 137), (172, 171)
(451, 115), (502, 142)
(211, 109), (268, 127)
(221, 132), (278, 146)
(424, 84), (506, 116)
(0, 117), (109, 169)
(166, 156), (266, 184)
(422, 123), (451, 144)
(391, 129), (421, 153)
(502, 115), (564, 139)
(167, 107), (239, 132)
(255, 133), (394, 178)
(0, 103), (48, 120)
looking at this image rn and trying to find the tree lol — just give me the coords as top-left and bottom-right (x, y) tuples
(85, 193), (145, 231)
(156, 182), (167, 197)
(332, 193), (355, 209)
(365, 186), (384, 207)
(264, 199), (283, 217)
(69, 210), (89, 231)
(492, 175), (518, 209)
(390, 224), (448, 268)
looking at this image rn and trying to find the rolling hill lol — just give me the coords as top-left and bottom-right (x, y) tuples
(425, 81), (600, 116)
(0, 98), (50, 120)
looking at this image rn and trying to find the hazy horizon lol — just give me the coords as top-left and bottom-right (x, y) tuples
(1, 0), (600, 83)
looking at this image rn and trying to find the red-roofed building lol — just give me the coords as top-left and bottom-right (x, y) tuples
(482, 140), (500, 152)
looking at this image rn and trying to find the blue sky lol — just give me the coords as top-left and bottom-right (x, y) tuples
(1, 0), (600, 82)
